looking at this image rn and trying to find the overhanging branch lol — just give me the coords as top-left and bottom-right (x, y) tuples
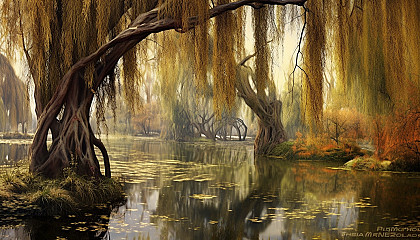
(32, 0), (307, 166)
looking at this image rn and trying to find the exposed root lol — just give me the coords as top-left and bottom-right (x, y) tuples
(91, 134), (111, 178)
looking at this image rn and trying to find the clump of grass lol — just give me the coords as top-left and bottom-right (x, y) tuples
(0, 161), (125, 216)
(344, 156), (390, 171)
(268, 141), (295, 159)
(29, 186), (75, 215)
(60, 168), (125, 207)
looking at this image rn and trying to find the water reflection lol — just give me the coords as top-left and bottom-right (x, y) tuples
(0, 141), (29, 165)
(1, 137), (420, 239)
(105, 138), (419, 240)
(0, 207), (114, 240)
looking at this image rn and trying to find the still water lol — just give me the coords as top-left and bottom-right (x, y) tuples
(0, 137), (419, 239)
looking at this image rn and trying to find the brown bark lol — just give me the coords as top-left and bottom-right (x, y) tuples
(253, 101), (287, 154)
(236, 55), (287, 155)
(30, 0), (305, 177)
(192, 112), (218, 140)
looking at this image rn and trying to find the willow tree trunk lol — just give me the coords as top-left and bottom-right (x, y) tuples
(254, 100), (287, 154)
(30, 73), (110, 178)
(236, 57), (287, 155)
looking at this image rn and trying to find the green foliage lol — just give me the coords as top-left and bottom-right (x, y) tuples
(269, 141), (295, 159)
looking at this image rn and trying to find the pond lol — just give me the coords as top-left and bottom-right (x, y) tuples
(0, 137), (419, 239)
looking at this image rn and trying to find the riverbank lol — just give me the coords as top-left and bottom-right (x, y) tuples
(269, 141), (419, 172)
(0, 162), (125, 217)
(0, 132), (33, 139)
(268, 140), (365, 162)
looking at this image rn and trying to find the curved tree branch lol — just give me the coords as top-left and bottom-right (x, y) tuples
(31, 0), (306, 173)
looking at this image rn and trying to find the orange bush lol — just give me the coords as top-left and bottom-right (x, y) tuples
(372, 106), (420, 171)
(321, 144), (336, 151)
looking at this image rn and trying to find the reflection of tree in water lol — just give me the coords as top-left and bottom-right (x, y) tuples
(354, 171), (420, 232)
(150, 156), (366, 239)
(0, 143), (29, 165)
(3, 139), (419, 239)
(148, 156), (284, 239)
(119, 138), (253, 165)
(0, 208), (113, 240)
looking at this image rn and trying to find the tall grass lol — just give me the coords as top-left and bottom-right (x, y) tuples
(0, 161), (125, 216)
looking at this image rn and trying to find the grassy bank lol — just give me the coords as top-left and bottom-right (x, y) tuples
(344, 156), (420, 172)
(269, 141), (419, 172)
(0, 162), (125, 216)
(268, 140), (364, 162)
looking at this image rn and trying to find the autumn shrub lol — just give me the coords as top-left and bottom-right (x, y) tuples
(271, 131), (364, 161)
(324, 108), (368, 144)
(292, 131), (332, 156)
(372, 107), (420, 171)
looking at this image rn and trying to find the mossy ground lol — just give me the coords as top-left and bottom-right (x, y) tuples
(344, 156), (391, 171)
(0, 162), (125, 216)
(343, 156), (420, 172)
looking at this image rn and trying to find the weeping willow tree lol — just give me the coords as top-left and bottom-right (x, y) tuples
(157, 2), (305, 153)
(156, 31), (197, 140)
(289, 0), (420, 142)
(0, 0), (307, 178)
(0, 54), (30, 133)
(0, 0), (160, 177)
(325, 0), (420, 115)
(156, 23), (244, 142)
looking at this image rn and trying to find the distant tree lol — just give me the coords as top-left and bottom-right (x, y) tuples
(281, 83), (306, 139)
(0, 99), (6, 131)
(132, 102), (161, 136)
(323, 108), (365, 145)
(0, 54), (30, 133)
(156, 31), (247, 142)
